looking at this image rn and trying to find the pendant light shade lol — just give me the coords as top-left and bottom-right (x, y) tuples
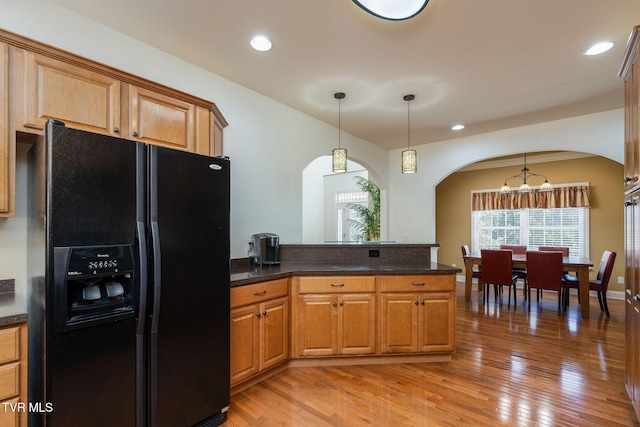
(332, 148), (347, 173)
(402, 94), (417, 174)
(332, 92), (347, 173)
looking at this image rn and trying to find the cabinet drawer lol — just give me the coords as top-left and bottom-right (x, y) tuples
(231, 278), (288, 308)
(0, 363), (19, 401)
(380, 275), (455, 292)
(0, 327), (19, 364)
(298, 276), (376, 294)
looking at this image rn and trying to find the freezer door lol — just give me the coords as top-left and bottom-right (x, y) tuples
(148, 146), (230, 427)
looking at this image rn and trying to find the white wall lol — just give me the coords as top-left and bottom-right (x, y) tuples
(387, 109), (624, 257)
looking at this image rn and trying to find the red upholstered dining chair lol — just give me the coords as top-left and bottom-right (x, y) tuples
(526, 251), (564, 315)
(461, 245), (482, 281)
(480, 249), (518, 308)
(539, 246), (569, 256)
(563, 250), (616, 316)
(500, 244), (528, 298)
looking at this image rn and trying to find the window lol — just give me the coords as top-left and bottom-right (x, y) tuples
(471, 207), (589, 257)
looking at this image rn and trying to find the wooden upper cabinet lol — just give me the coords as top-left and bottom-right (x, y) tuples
(620, 27), (640, 193)
(123, 84), (199, 152)
(0, 42), (12, 217)
(13, 49), (121, 136)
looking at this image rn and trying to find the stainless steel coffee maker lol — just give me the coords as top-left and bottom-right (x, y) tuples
(252, 233), (280, 265)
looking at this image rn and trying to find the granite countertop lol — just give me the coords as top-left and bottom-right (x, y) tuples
(231, 262), (462, 287)
(0, 279), (28, 327)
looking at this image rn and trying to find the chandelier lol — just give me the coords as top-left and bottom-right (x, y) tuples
(499, 153), (553, 194)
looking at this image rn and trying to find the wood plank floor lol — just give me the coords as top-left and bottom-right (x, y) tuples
(225, 284), (639, 426)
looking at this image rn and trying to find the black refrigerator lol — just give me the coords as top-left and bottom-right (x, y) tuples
(27, 120), (230, 426)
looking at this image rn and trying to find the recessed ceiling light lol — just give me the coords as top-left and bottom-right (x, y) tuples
(250, 35), (272, 52)
(584, 41), (614, 56)
(451, 124), (465, 131)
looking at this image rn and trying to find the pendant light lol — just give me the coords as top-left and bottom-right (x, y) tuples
(499, 153), (553, 194)
(402, 94), (417, 174)
(332, 92), (347, 173)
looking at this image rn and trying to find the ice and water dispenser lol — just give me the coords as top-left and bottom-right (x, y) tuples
(53, 245), (136, 332)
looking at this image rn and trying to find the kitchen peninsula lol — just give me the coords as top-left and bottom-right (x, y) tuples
(229, 243), (461, 394)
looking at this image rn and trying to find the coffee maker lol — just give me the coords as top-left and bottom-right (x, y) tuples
(252, 233), (280, 265)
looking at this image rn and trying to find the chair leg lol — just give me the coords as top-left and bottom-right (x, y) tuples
(508, 286), (512, 309)
(601, 291), (610, 317)
(557, 291), (562, 316)
(528, 287), (531, 312)
(597, 291), (604, 313)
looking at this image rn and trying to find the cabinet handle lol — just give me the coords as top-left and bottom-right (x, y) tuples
(113, 127), (120, 133)
(414, 301), (419, 305)
(262, 311), (267, 316)
(625, 176), (639, 185)
(421, 301), (425, 305)
(412, 282), (426, 287)
(256, 313), (261, 318)
(339, 302), (344, 306)
(331, 283), (345, 287)
(333, 302), (338, 307)
(253, 291), (267, 296)
(635, 294), (640, 303)
(133, 131), (139, 137)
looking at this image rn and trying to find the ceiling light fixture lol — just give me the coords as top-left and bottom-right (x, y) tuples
(353, 0), (429, 21)
(250, 35), (272, 52)
(451, 124), (465, 131)
(332, 92), (347, 173)
(402, 94), (417, 174)
(499, 153), (552, 194)
(584, 41), (614, 56)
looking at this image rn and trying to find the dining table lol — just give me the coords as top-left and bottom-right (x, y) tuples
(463, 253), (594, 319)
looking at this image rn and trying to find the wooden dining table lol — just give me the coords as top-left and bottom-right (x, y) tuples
(463, 253), (594, 318)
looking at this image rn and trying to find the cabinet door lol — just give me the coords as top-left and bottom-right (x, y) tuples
(230, 304), (260, 386)
(14, 50), (121, 136)
(0, 42), (12, 217)
(125, 85), (197, 152)
(261, 296), (289, 370)
(297, 294), (337, 356)
(380, 293), (418, 353)
(624, 50), (640, 192)
(338, 293), (376, 355)
(419, 293), (455, 352)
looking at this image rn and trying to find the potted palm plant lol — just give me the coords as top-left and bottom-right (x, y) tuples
(348, 177), (381, 242)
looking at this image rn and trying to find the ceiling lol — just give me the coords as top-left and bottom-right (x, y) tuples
(52, 0), (640, 150)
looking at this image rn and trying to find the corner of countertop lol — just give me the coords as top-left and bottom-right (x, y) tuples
(0, 278), (28, 327)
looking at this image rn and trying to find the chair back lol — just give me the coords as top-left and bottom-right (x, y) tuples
(538, 246), (569, 256)
(595, 250), (617, 290)
(500, 244), (526, 254)
(461, 245), (470, 257)
(480, 250), (514, 286)
(526, 251), (563, 292)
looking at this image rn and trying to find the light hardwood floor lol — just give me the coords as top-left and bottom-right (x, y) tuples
(226, 283), (639, 426)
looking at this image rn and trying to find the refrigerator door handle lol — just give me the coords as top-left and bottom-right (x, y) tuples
(136, 222), (148, 335)
(150, 220), (162, 332)
(149, 219), (161, 427)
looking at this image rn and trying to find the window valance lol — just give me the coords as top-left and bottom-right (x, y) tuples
(471, 185), (590, 211)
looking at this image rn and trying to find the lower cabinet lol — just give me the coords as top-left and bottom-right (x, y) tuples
(0, 322), (27, 427)
(297, 292), (376, 357)
(230, 279), (289, 387)
(380, 275), (456, 354)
